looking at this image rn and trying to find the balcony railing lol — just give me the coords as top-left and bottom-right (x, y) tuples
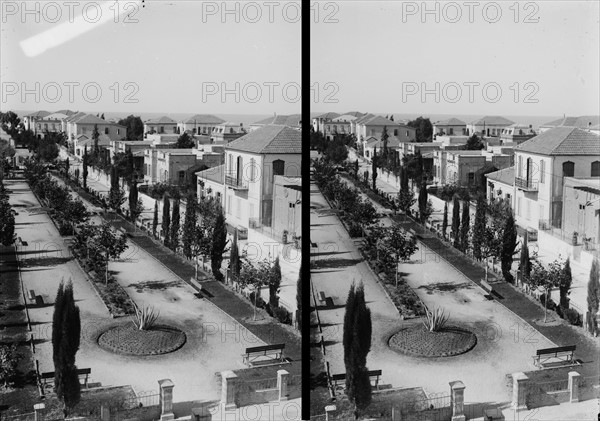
(225, 172), (248, 190)
(515, 176), (538, 191)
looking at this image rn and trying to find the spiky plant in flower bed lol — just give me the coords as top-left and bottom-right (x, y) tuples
(132, 303), (160, 331)
(421, 302), (449, 332)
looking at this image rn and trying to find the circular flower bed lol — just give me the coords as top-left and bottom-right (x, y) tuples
(389, 325), (476, 357)
(98, 324), (186, 356)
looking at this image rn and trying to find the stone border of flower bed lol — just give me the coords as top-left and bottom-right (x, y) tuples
(97, 323), (187, 356)
(388, 324), (477, 358)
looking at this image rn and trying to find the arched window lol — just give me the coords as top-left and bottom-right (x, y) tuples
(562, 161), (575, 177)
(273, 159), (285, 179)
(591, 161), (600, 177)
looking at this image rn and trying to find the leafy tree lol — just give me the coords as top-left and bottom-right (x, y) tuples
(500, 213), (517, 283)
(182, 192), (197, 259)
(152, 200), (159, 237)
(381, 223), (418, 287)
(90, 223), (128, 285)
(402, 152), (424, 184)
(0, 111), (21, 138)
(586, 258), (600, 335)
(324, 135), (349, 164)
(128, 181), (139, 221)
(0, 344), (20, 387)
(406, 116), (433, 142)
(450, 196), (461, 247)
(343, 282), (372, 415)
(170, 198), (181, 251)
(92, 125), (100, 155)
(229, 230), (240, 282)
(464, 134), (484, 150)
(117, 115), (144, 140)
(82, 147), (89, 190)
(471, 195), (487, 260)
(269, 257), (282, 309)
(0, 198), (15, 246)
(381, 126), (389, 160)
(237, 258), (271, 320)
(176, 132), (195, 149)
(52, 280), (81, 414)
(459, 200), (470, 252)
(162, 195), (171, 247)
(442, 202), (448, 239)
(559, 258), (572, 309)
(65, 158), (70, 180)
(211, 209), (228, 282)
(528, 260), (564, 323)
(417, 183), (431, 223)
(296, 264), (302, 330)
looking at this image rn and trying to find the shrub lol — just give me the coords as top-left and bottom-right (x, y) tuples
(422, 303), (449, 332)
(0, 344), (20, 387)
(132, 303), (160, 330)
(273, 306), (292, 325)
(564, 308), (582, 326)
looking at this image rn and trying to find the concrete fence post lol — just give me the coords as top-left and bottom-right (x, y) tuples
(449, 380), (466, 421)
(568, 371), (580, 403)
(33, 403), (45, 421)
(512, 372), (529, 411)
(277, 369), (290, 402)
(158, 379), (175, 421)
(221, 370), (238, 410)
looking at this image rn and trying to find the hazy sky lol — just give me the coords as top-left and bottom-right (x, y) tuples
(311, 1), (600, 117)
(1, 1), (300, 115)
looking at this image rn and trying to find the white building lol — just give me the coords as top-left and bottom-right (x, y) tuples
(178, 114), (225, 136)
(467, 116), (515, 138)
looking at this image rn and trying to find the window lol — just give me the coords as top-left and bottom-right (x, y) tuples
(526, 158), (532, 182)
(540, 160), (545, 183)
(406, 130), (409, 137)
(105, 127), (109, 134)
(178, 171), (185, 184)
(117, 129), (121, 135)
(591, 161), (600, 177)
(236, 156), (243, 184)
(273, 159), (285, 178)
(160, 126), (164, 134)
(449, 128), (454, 135)
(468, 172), (475, 185)
(562, 161), (575, 177)
(394, 129), (398, 136)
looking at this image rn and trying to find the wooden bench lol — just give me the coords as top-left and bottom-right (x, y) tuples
(533, 345), (578, 368)
(28, 290), (36, 301)
(318, 291), (327, 302)
(242, 344), (285, 366)
(331, 370), (383, 390)
(484, 408), (504, 421)
(481, 280), (495, 299)
(40, 368), (92, 388)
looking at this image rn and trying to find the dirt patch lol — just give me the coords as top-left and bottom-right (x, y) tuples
(127, 280), (182, 292)
(389, 325), (477, 357)
(98, 324), (186, 356)
(417, 282), (473, 294)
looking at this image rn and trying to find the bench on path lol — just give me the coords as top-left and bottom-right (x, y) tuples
(242, 344), (285, 366)
(484, 408), (504, 421)
(533, 345), (578, 369)
(28, 289), (36, 301)
(480, 280), (495, 299)
(318, 291), (327, 302)
(331, 370), (383, 390)
(40, 368), (92, 388)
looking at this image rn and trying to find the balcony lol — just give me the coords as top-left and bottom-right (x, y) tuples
(515, 177), (538, 192)
(225, 172), (248, 190)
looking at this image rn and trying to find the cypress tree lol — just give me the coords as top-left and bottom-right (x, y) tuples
(418, 183), (428, 223)
(52, 280), (81, 414)
(519, 236), (531, 283)
(182, 192), (197, 259)
(459, 200), (470, 252)
(560, 258), (572, 309)
(229, 230), (240, 283)
(82, 146), (88, 190)
(152, 200), (158, 237)
(587, 258), (600, 335)
(128, 180), (138, 222)
(170, 198), (180, 251)
(372, 148), (377, 191)
(162, 194), (171, 247)
(442, 202), (448, 240)
(451, 196), (461, 248)
(501, 213), (517, 283)
(211, 209), (228, 282)
(269, 257), (282, 309)
(472, 195), (487, 260)
(65, 158), (70, 181)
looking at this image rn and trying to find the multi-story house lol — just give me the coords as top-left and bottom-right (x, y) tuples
(485, 166), (515, 207)
(353, 114), (416, 144)
(272, 175), (301, 242)
(497, 123), (536, 145)
(432, 150), (511, 186)
(539, 116), (600, 134)
(178, 114), (225, 136)
(196, 164), (225, 205)
(433, 118), (467, 136)
(144, 116), (178, 135)
(22, 111), (50, 133)
(249, 114), (302, 131)
(466, 116), (515, 137)
(143, 148), (197, 185)
(512, 127), (600, 235)
(66, 114), (126, 152)
(312, 112), (340, 134)
(322, 114), (361, 140)
(222, 125), (301, 231)
(210, 122), (246, 144)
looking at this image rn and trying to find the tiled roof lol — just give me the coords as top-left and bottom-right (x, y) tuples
(470, 116), (515, 126)
(434, 118), (466, 126)
(196, 164), (224, 184)
(24, 111), (50, 118)
(252, 114), (301, 128)
(55, 109), (77, 116)
(182, 114), (225, 124)
(314, 112), (340, 120)
(225, 125), (301, 154)
(515, 127), (600, 155)
(44, 113), (69, 120)
(485, 166), (515, 185)
(145, 116), (177, 124)
(343, 111), (366, 118)
(540, 115), (600, 129)
(365, 136), (402, 148)
(333, 114), (360, 122)
(73, 114), (124, 126)
(66, 112), (87, 122)
(362, 115), (400, 126)
(78, 134), (112, 147)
